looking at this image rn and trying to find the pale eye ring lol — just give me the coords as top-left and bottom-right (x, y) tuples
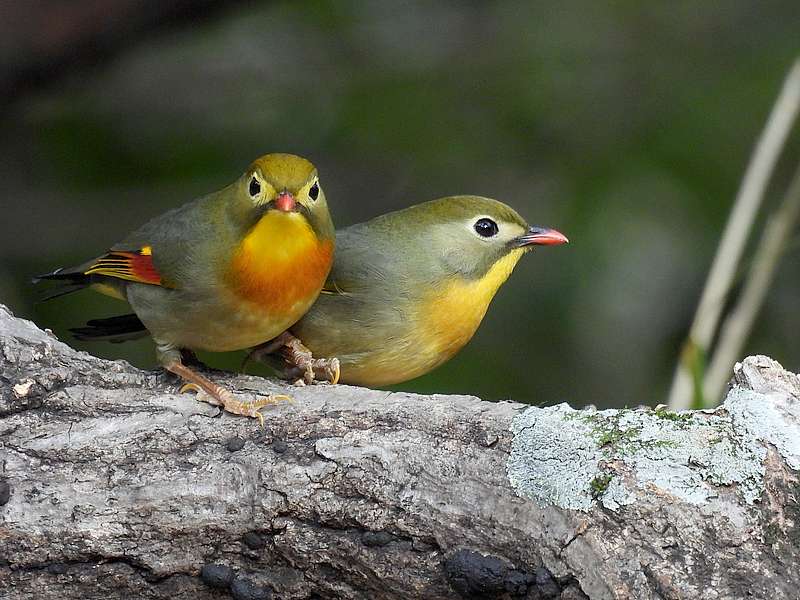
(249, 176), (261, 198)
(308, 181), (320, 201)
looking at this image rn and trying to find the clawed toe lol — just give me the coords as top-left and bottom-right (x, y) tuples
(307, 357), (340, 385)
(179, 382), (202, 394)
(170, 360), (292, 423)
(216, 393), (293, 424)
(317, 357), (340, 385)
(179, 381), (225, 407)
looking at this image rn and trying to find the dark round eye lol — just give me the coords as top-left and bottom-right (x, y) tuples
(474, 218), (499, 238)
(249, 176), (261, 198)
(308, 182), (320, 201)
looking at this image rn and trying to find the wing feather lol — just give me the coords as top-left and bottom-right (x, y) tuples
(83, 246), (163, 285)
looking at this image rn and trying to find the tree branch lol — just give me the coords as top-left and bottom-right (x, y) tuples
(1, 304), (799, 599)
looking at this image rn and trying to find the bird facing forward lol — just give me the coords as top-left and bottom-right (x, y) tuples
(262, 195), (567, 386)
(36, 153), (335, 421)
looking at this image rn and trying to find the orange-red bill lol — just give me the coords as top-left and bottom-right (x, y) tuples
(516, 226), (569, 246)
(275, 191), (296, 212)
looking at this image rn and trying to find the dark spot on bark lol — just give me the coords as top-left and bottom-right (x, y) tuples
(535, 567), (562, 599)
(271, 440), (288, 454)
(47, 563), (68, 575)
(226, 436), (246, 452)
(361, 530), (395, 547)
(444, 549), (535, 597)
(0, 480), (11, 506)
(412, 538), (436, 553)
(231, 575), (272, 600)
(243, 531), (266, 550)
(200, 563), (234, 589)
(560, 582), (590, 600)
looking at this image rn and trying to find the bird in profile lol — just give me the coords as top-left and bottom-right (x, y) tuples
(35, 153), (335, 422)
(257, 195), (568, 386)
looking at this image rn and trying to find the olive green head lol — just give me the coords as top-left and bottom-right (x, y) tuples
(367, 195), (568, 280)
(233, 153), (334, 241)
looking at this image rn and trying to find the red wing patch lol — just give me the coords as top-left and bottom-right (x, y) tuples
(84, 246), (163, 285)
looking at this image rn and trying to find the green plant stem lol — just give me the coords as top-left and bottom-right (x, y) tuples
(667, 58), (800, 410)
(702, 162), (800, 404)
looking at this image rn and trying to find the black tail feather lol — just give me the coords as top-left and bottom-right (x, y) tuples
(36, 283), (89, 302)
(33, 267), (91, 302)
(70, 313), (147, 343)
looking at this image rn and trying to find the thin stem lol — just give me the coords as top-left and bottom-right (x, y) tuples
(703, 163), (800, 403)
(667, 59), (800, 410)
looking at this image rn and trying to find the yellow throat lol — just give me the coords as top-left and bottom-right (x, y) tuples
(418, 248), (525, 367)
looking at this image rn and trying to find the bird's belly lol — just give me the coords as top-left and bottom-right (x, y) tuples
(184, 308), (298, 352)
(309, 251), (524, 386)
(128, 284), (318, 352)
(336, 345), (446, 387)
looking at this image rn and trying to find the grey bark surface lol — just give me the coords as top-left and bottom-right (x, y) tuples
(0, 303), (798, 600)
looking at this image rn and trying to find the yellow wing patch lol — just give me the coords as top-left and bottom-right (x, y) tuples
(84, 246), (163, 285)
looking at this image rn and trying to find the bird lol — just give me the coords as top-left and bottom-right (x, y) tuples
(255, 195), (568, 386)
(35, 153), (335, 422)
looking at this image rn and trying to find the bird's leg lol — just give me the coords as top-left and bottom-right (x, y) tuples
(158, 344), (289, 425)
(180, 348), (207, 369)
(245, 332), (340, 385)
(240, 331), (294, 372)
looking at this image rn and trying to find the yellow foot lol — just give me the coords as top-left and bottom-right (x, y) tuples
(244, 332), (340, 385)
(179, 381), (209, 398)
(178, 381), (292, 426)
(306, 356), (340, 385)
(319, 357), (341, 385)
(284, 347), (341, 385)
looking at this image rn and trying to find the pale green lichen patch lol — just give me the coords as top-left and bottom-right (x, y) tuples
(507, 399), (771, 512)
(726, 388), (800, 471)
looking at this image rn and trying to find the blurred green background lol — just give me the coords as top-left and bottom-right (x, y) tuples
(2, 1), (799, 408)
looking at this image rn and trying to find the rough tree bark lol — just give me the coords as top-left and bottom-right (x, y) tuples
(1, 303), (798, 600)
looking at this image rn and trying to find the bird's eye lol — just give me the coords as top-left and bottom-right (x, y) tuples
(249, 176), (261, 198)
(308, 181), (320, 201)
(474, 218), (499, 238)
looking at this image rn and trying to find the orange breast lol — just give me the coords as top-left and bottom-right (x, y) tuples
(227, 212), (333, 317)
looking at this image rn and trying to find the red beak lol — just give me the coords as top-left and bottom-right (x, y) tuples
(515, 226), (569, 247)
(275, 191), (296, 212)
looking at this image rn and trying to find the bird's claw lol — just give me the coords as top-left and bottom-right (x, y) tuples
(179, 380), (291, 425)
(322, 357), (341, 385)
(244, 332), (340, 386)
(285, 355), (340, 386)
(229, 394), (293, 425)
(179, 381), (223, 406)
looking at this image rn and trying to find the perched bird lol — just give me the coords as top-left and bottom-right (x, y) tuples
(35, 153), (335, 421)
(258, 195), (568, 386)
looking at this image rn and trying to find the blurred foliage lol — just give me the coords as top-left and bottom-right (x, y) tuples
(2, 1), (799, 407)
